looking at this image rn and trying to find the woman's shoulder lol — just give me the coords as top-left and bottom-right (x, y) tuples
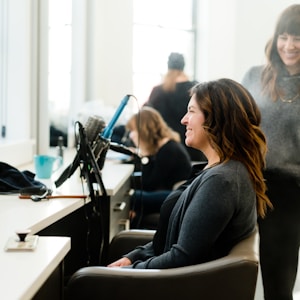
(202, 160), (249, 183)
(216, 160), (247, 172)
(160, 139), (188, 153)
(157, 140), (191, 162)
(242, 65), (264, 85)
(247, 65), (263, 72)
(146, 85), (166, 103)
(176, 80), (198, 89)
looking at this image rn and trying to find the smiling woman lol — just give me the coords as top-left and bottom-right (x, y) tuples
(277, 33), (300, 76)
(108, 78), (271, 270)
(242, 5), (300, 299)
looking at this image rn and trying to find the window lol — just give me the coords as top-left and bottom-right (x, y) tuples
(0, 0), (36, 166)
(48, 0), (72, 146)
(0, 0), (196, 156)
(0, 0), (8, 139)
(132, 0), (196, 104)
(48, 0), (72, 115)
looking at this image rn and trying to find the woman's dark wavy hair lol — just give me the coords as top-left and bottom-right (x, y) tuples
(190, 78), (272, 218)
(262, 4), (300, 100)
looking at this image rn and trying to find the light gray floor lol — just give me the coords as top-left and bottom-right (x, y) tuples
(255, 260), (300, 300)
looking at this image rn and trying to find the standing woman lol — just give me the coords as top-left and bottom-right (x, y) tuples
(242, 5), (300, 300)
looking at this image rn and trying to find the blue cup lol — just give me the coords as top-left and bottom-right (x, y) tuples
(34, 155), (62, 179)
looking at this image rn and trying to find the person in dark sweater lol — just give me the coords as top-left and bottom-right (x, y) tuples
(144, 52), (206, 162)
(126, 106), (192, 228)
(242, 5), (300, 299)
(108, 78), (272, 269)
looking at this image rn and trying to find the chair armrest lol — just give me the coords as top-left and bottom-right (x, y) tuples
(66, 258), (258, 300)
(107, 229), (155, 264)
(66, 230), (258, 300)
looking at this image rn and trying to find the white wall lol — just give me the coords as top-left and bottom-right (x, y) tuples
(86, 0), (134, 108)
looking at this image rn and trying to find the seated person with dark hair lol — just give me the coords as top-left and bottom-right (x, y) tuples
(108, 78), (272, 269)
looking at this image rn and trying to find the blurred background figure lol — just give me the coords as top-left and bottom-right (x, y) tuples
(144, 52), (206, 162)
(126, 106), (192, 228)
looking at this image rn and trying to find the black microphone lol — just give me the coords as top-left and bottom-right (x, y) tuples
(55, 116), (106, 188)
(55, 95), (131, 187)
(109, 142), (139, 158)
(84, 115), (109, 164)
(84, 115), (106, 146)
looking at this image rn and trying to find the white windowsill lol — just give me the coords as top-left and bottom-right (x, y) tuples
(0, 139), (36, 167)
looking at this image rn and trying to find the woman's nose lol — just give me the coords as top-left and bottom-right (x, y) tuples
(286, 36), (296, 49)
(181, 114), (187, 125)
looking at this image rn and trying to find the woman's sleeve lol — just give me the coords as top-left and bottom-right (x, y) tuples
(131, 173), (238, 269)
(124, 241), (155, 263)
(241, 66), (259, 88)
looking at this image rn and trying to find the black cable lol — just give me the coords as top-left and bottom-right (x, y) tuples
(126, 97), (146, 228)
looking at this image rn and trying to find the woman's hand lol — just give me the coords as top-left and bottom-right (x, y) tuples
(107, 257), (132, 268)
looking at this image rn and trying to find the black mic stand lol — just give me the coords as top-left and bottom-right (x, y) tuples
(76, 122), (108, 211)
(55, 122), (108, 201)
(54, 121), (111, 265)
(54, 94), (132, 264)
(73, 122), (110, 266)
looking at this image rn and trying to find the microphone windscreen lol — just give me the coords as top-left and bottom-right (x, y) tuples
(85, 115), (106, 144)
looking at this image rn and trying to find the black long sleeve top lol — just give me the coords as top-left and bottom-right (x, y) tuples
(139, 140), (192, 191)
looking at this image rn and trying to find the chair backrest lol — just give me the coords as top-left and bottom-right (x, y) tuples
(66, 229), (259, 300)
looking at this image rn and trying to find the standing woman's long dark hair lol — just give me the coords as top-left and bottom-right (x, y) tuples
(190, 79), (272, 218)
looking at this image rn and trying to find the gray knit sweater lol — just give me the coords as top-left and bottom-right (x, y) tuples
(242, 66), (300, 185)
(125, 160), (257, 269)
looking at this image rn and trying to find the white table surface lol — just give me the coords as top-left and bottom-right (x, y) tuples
(0, 149), (134, 300)
(0, 194), (89, 236)
(0, 150), (134, 238)
(0, 236), (70, 300)
(22, 149), (134, 197)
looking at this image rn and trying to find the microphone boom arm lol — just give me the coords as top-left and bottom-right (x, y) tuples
(101, 95), (130, 139)
(54, 94), (131, 188)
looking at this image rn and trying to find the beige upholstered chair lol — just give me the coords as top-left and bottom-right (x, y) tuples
(66, 229), (259, 300)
